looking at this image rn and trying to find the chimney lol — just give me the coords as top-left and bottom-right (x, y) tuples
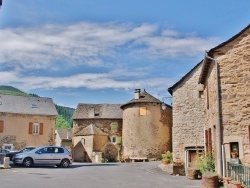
(134, 89), (141, 100)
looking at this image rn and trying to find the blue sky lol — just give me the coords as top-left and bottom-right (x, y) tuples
(0, 0), (249, 108)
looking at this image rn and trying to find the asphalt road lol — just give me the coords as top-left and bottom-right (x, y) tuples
(0, 162), (202, 188)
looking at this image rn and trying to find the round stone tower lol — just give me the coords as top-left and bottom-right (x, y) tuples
(121, 89), (172, 160)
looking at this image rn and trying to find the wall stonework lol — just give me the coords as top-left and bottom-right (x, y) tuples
(204, 32), (250, 165)
(172, 63), (205, 162)
(122, 103), (172, 159)
(72, 119), (122, 162)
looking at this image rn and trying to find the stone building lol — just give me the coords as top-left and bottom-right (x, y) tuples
(72, 103), (123, 162)
(198, 24), (250, 176)
(168, 62), (205, 169)
(55, 129), (72, 152)
(0, 94), (58, 150)
(121, 89), (172, 160)
(169, 24), (250, 176)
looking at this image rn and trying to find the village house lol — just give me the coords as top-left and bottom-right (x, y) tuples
(55, 129), (72, 152)
(169, 24), (250, 176)
(168, 61), (205, 170)
(121, 89), (172, 161)
(0, 94), (58, 150)
(72, 103), (123, 162)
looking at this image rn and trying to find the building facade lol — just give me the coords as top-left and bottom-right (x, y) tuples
(121, 89), (172, 160)
(199, 24), (250, 175)
(72, 103), (123, 162)
(0, 94), (58, 150)
(169, 24), (250, 176)
(168, 62), (205, 169)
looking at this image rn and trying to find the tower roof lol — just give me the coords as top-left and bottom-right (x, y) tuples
(121, 89), (165, 109)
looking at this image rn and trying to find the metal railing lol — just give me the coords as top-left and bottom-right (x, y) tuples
(227, 162), (250, 187)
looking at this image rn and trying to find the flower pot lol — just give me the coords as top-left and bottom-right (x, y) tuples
(230, 181), (241, 188)
(203, 174), (218, 188)
(223, 177), (232, 185)
(162, 159), (170, 165)
(186, 168), (200, 180)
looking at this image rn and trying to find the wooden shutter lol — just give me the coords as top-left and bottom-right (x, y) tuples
(29, 122), (33, 134)
(0, 121), (4, 133)
(39, 123), (43, 135)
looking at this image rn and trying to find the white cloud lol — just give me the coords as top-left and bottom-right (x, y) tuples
(0, 70), (173, 93)
(0, 22), (218, 70)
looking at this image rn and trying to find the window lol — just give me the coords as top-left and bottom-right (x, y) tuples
(29, 122), (43, 135)
(139, 107), (147, 116)
(111, 136), (116, 143)
(199, 91), (204, 99)
(0, 120), (3, 133)
(230, 142), (239, 158)
(33, 123), (39, 134)
(55, 147), (64, 153)
(2, 144), (13, 150)
(110, 122), (118, 131)
(31, 104), (38, 108)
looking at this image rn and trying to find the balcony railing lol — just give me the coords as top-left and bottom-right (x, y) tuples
(227, 162), (250, 187)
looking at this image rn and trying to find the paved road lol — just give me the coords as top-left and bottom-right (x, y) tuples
(0, 161), (202, 188)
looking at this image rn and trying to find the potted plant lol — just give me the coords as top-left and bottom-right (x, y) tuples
(231, 152), (238, 159)
(162, 151), (173, 165)
(195, 152), (218, 188)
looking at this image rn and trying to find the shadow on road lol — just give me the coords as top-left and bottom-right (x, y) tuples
(9, 162), (120, 169)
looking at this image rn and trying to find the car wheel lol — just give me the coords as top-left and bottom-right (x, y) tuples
(60, 159), (70, 168)
(23, 157), (33, 167)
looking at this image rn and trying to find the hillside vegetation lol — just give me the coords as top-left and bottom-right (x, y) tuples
(0, 85), (74, 129)
(0, 85), (29, 96)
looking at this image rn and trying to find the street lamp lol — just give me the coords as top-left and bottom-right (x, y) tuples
(161, 97), (172, 110)
(0, 0), (2, 7)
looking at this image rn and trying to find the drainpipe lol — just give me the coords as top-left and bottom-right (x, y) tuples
(205, 51), (223, 177)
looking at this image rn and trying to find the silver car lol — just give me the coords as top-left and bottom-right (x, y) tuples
(13, 146), (73, 167)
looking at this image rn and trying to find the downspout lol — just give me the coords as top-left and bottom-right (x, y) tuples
(205, 51), (223, 177)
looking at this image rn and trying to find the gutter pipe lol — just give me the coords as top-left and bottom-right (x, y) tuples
(204, 51), (223, 177)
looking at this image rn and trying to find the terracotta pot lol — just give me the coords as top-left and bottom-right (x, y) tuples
(230, 181), (241, 188)
(223, 177), (232, 185)
(186, 168), (200, 180)
(162, 159), (169, 165)
(203, 174), (218, 188)
(231, 153), (238, 158)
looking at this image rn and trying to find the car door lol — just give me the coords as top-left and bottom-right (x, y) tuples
(34, 147), (55, 165)
(51, 147), (64, 165)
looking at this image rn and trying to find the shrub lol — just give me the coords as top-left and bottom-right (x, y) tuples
(195, 152), (215, 174)
(162, 151), (173, 163)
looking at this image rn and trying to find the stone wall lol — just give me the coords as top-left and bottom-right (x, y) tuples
(122, 103), (172, 159)
(205, 30), (250, 164)
(172, 63), (205, 162)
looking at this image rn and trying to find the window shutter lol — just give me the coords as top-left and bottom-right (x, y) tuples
(29, 122), (33, 134)
(0, 121), (4, 133)
(39, 123), (43, 135)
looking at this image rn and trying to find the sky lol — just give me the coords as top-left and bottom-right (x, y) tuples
(0, 0), (249, 108)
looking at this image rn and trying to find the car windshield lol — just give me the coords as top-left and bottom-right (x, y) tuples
(22, 148), (35, 153)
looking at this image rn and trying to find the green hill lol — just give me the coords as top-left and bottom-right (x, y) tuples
(0, 85), (29, 96)
(0, 85), (74, 129)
